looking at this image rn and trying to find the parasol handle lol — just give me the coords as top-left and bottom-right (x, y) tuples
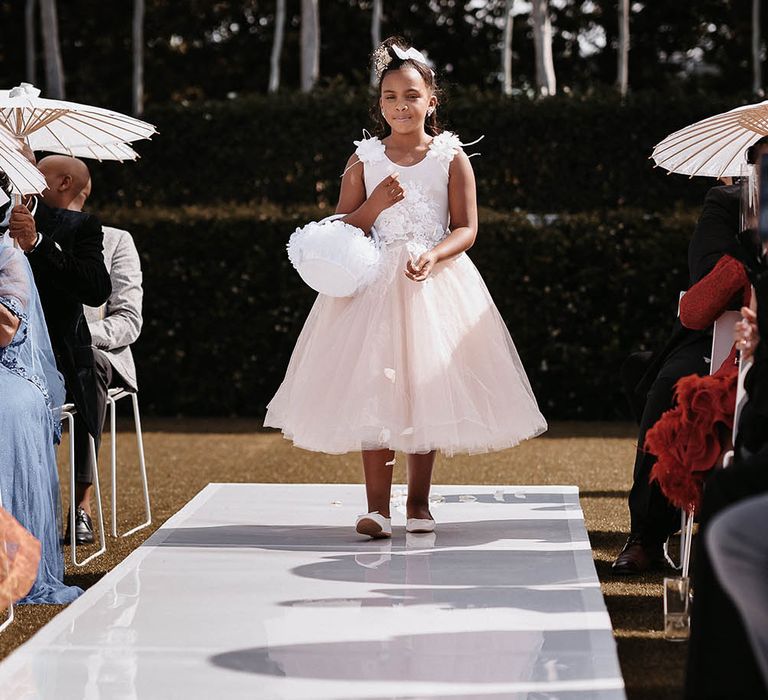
(10, 194), (21, 249)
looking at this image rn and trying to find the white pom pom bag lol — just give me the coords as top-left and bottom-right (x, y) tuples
(287, 215), (381, 297)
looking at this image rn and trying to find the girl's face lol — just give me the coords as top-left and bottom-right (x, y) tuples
(379, 67), (437, 136)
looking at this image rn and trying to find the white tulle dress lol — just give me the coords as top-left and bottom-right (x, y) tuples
(264, 131), (547, 455)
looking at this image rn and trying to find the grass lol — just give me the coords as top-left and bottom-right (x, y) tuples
(0, 419), (685, 699)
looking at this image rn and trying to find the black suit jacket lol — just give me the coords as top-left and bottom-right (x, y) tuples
(27, 199), (111, 437)
(635, 185), (741, 400)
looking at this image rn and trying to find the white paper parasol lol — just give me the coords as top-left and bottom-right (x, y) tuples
(0, 125), (47, 195)
(0, 83), (156, 160)
(651, 100), (768, 178)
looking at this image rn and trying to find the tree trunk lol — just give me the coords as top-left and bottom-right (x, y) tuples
(531, 0), (556, 96)
(617, 0), (629, 96)
(39, 0), (64, 99)
(25, 0), (36, 85)
(300, 0), (320, 93)
(132, 0), (145, 116)
(269, 0), (286, 93)
(502, 0), (514, 96)
(753, 0), (763, 97)
(369, 0), (382, 87)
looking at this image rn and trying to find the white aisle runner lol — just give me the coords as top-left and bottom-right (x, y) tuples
(0, 484), (625, 699)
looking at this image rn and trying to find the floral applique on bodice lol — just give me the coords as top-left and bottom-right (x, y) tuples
(354, 131), (465, 257)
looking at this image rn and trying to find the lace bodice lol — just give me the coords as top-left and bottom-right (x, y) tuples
(354, 131), (465, 257)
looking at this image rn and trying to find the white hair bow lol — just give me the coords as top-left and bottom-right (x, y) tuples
(392, 45), (435, 75)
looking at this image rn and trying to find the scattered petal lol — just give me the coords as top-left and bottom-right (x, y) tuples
(385, 457), (396, 467)
(400, 426), (415, 436)
(513, 493), (527, 499)
(384, 368), (396, 383)
(330, 500), (343, 507)
(493, 490), (506, 502)
(429, 494), (445, 505)
(458, 494), (477, 503)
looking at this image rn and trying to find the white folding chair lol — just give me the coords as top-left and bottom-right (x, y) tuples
(722, 355), (752, 468)
(59, 404), (107, 567)
(105, 388), (151, 537)
(676, 310), (742, 578)
(0, 489), (13, 633)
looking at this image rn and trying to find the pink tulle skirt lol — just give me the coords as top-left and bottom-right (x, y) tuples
(265, 243), (547, 455)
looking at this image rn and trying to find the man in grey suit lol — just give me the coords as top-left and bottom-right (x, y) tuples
(82, 224), (142, 394)
(38, 155), (143, 543)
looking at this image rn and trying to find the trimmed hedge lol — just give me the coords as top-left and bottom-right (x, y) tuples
(88, 89), (735, 214)
(103, 203), (699, 420)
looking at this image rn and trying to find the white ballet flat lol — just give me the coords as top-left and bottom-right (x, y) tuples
(355, 512), (392, 539)
(406, 518), (436, 534)
(406, 531), (437, 549)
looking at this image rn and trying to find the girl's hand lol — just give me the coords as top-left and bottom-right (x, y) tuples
(368, 174), (404, 214)
(405, 250), (439, 282)
(735, 306), (759, 361)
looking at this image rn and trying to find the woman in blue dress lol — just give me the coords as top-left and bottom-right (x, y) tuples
(0, 238), (82, 605)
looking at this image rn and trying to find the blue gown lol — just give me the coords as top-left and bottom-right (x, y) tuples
(0, 246), (82, 605)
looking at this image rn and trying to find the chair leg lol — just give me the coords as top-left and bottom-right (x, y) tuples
(0, 489), (14, 632)
(72, 434), (107, 568)
(108, 396), (117, 537)
(63, 411), (78, 559)
(679, 509), (687, 570)
(0, 593), (14, 634)
(120, 393), (151, 538)
(681, 510), (695, 580)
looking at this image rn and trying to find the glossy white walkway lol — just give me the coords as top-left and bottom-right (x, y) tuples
(0, 484), (625, 699)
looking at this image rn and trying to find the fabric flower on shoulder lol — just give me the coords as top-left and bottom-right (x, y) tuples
(428, 131), (463, 165)
(353, 134), (386, 165)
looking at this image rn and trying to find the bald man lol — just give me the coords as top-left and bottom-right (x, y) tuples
(37, 155), (92, 211)
(9, 155), (111, 545)
(38, 156), (144, 545)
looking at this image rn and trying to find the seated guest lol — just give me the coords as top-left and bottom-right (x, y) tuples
(8, 156), (111, 546)
(612, 183), (741, 573)
(613, 136), (768, 575)
(37, 155), (144, 544)
(0, 176), (81, 603)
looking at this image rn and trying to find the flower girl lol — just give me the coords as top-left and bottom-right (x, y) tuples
(265, 37), (546, 538)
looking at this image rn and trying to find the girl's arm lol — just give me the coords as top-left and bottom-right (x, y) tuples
(407, 151), (478, 281)
(336, 154), (403, 235)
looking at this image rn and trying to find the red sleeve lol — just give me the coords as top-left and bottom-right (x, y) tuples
(679, 255), (749, 330)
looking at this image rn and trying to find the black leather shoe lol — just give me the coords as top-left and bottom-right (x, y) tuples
(63, 507), (95, 545)
(611, 534), (665, 575)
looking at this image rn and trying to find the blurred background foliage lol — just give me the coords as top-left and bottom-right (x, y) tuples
(0, 1), (763, 105)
